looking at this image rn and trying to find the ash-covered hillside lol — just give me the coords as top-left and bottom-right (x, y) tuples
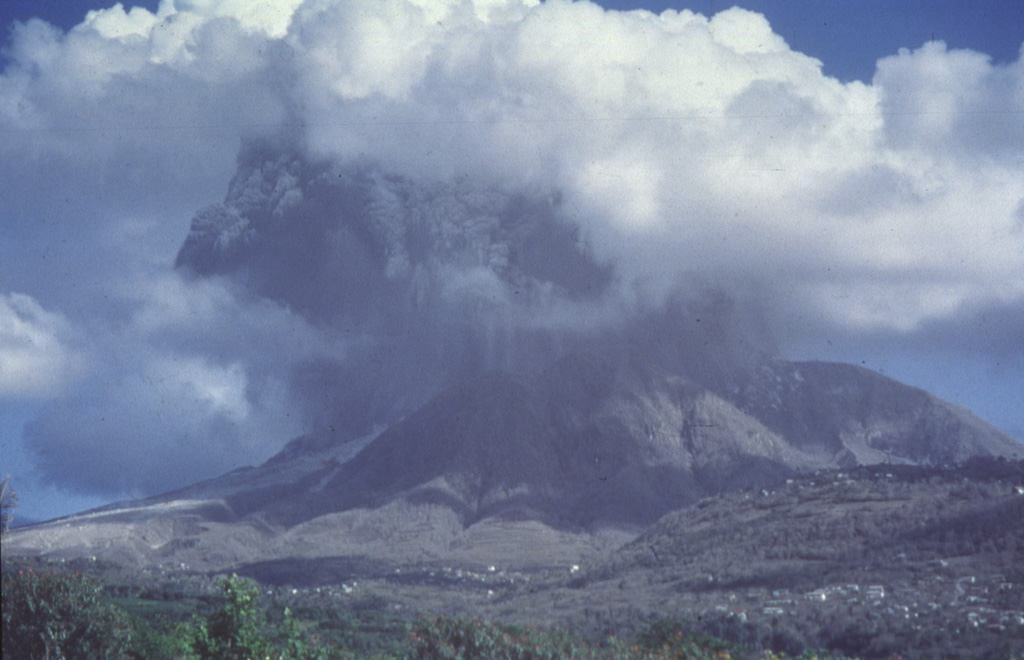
(241, 348), (1019, 532)
(6, 347), (1019, 572)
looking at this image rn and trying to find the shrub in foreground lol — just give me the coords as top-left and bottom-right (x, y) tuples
(1, 569), (133, 660)
(408, 614), (773, 660)
(185, 574), (332, 660)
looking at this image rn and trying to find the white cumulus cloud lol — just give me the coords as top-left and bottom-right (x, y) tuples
(0, 294), (83, 399)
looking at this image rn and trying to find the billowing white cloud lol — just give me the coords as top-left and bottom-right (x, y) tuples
(2, 0), (1022, 501)
(0, 294), (83, 398)
(19, 273), (337, 497)
(280, 2), (1024, 333)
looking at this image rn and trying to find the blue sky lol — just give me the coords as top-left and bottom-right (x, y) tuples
(1, 1), (1022, 522)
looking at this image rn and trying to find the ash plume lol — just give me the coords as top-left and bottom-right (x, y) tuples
(176, 141), (775, 439)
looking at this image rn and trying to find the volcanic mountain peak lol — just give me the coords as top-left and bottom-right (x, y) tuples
(5, 352), (1020, 572)
(241, 350), (1020, 535)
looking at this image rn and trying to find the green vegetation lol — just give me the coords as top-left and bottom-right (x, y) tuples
(2, 568), (866, 660)
(190, 574), (274, 659)
(1, 571), (332, 660)
(131, 573), (334, 660)
(408, 615), (756, 659)
(6, 564), (1020, 659)
(1, 569), (133, 659)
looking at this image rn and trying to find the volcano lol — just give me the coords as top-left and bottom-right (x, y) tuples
(7, 149), (1022, 571)
(7, 348), (1020, 572)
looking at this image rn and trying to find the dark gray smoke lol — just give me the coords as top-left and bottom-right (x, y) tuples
(175, 141), (775, 441)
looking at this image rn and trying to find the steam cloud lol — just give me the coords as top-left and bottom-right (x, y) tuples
(1, 0), (1022, 503)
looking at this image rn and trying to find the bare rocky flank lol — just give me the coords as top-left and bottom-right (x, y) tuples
(6, 350), (1020, 575)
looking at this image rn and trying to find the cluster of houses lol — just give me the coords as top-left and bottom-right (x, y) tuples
(711, 576), (1024, 637)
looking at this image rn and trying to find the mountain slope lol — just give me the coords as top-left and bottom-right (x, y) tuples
(735, 360), (1022, 465)
(255, 354), (819, 531)
(261, 351), (1019, 532)
(496, 460), (1024, 659)
(5, 353), (1020, 571)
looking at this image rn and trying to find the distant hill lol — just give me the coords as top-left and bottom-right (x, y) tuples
(606, 460), (1024, 582)
(537, 460), (1024, 659)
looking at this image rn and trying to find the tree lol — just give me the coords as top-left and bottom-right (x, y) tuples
(187, 574), (328, 660)
(1, 570), (133, 659)
(0, 475), (17, 538)
(191, 574), (270, 660)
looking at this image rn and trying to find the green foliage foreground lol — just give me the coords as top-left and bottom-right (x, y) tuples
(1, 569), (133, 659)
(408, 614), (747, 660)
(1, 569), (867, 660)
(2, 571), (327, 660)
